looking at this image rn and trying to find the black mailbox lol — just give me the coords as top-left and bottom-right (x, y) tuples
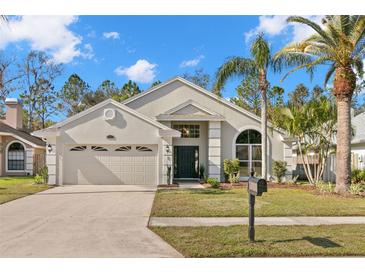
(248, 177), (267, 196)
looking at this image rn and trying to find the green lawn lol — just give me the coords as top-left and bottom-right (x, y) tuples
(151, 188), (365, 217)
(151, 224), (365, 257)
(0, 177), (51, 204)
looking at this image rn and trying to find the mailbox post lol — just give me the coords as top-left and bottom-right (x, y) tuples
(247, 171), (267, 242)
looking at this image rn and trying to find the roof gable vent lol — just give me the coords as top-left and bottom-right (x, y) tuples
(103, 108), (116, 120)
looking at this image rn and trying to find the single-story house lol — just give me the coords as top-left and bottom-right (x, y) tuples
(0, 98), (46, 176)
(33, 77), (296, 185)
(351, 111), (365, 170)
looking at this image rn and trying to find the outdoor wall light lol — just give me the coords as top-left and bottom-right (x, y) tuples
(47, 144), (52, 153)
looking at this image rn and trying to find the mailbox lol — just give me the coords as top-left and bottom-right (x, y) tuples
(248, 177), (267, 196)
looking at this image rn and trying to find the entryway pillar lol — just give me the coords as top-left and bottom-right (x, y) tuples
(162, 137), (173, 184)
(208, 121), (221, 181)
(46, 140), (57, 185)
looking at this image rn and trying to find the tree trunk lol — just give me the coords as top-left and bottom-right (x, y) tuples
(334, 98), (352, 193)
(259, 70), (268, 180)
(333, 66), (356, 193)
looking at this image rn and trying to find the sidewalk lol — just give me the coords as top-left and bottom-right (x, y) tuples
(149, 216), (365, 226)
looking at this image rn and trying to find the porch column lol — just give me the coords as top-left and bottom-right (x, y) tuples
(46, 141), (57, 185)
(208, 121), (221, 181)
(25, 148), (34, 175)
(283, 140), (294, 181)
(162, 137), (173, 184)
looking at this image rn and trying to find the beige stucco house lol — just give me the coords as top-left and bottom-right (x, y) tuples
(350, 111), (365, 170)
(33, 77), (294, 185)
(0, 98), (46, 176)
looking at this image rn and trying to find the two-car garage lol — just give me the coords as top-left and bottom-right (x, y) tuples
(33, 99), (180, 185)
(62, 144), (158, 185)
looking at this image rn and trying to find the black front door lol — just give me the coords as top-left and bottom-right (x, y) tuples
(174, 146), (199, 178)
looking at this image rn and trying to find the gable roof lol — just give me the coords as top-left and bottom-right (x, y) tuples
(123, 76), (283, 133)
(156, 100), (225, 121)
(32, 99), (180, 137)
(163, 99), (220, 116)
(0, 122), (45, 148)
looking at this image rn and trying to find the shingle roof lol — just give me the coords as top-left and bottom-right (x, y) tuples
(0, 122), (46, 147)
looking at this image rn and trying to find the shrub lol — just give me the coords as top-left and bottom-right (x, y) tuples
(349, 183), (364, 195)
(315, 180), (335, 194)
(224, 159), (240, 184)
(34, 174), (43, 184)
(39, 166), (49, 184)
(361, 169), (365, 182)
(199, 164), (205, 179)
(207, 177), (220, 188)
(273, 160), (287, 183)
(351, 169), (363, 184)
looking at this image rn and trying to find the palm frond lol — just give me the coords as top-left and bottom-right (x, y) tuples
(340, 15), (351, 36)
(324, 63), (336, 87)
(250, 33), (271, 70)
(353, 56), (364, 79)
(273, 41), (314, 73)
(287, 16), (335, 47)
(213, 57), (256, 95)
(281, 56), (330, 82)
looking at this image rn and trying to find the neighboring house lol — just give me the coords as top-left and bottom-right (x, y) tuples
(351, 111), (365, 170)
(0, 98), (46, 176)
(33, 77), (295, 185)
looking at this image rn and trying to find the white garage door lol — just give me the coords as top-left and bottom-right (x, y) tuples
(63, 145), (158, 185)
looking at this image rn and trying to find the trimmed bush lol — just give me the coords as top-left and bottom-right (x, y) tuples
(315, 181), (335, 194)
(207, 177), (220, 188)
(273, 160), (287, 183)
(349, 183), (364, 195)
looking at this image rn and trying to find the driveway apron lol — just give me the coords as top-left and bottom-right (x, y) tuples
(0, 185), (182, 258)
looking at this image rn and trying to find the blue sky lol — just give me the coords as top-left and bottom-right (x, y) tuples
(1, 15), (363, 112)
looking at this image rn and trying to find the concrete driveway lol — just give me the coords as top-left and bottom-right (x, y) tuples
(0, 185), (182, 258)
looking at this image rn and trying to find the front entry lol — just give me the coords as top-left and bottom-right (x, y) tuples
(174, 146), (199, 178)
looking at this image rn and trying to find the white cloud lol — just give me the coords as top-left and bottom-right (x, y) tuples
(0, 16), (84, 64)
(180, 55), (205, 68)
(114, 59), (157, 84)
(103, 31), (120, 40)
(244, 15), (324, 43)
(80, 43), (94, 60)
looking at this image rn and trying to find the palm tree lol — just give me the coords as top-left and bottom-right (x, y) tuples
(214, 33), (271, 180)
(273, 15), (365, 193)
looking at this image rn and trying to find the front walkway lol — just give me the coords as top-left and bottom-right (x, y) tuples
(149, 216), (365, 226)
(0, 185), (182, 257)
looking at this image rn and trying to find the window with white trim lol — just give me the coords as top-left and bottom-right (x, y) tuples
(8, 142), (25, 170)
(172, 124), (200, 138)
(235, 129), (262, 177)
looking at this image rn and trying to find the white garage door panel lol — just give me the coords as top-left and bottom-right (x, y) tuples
(63, 145), (157, 185)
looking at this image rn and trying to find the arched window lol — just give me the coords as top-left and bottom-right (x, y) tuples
(235, 129), (262, 177)
(7, 142), (25, 171)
